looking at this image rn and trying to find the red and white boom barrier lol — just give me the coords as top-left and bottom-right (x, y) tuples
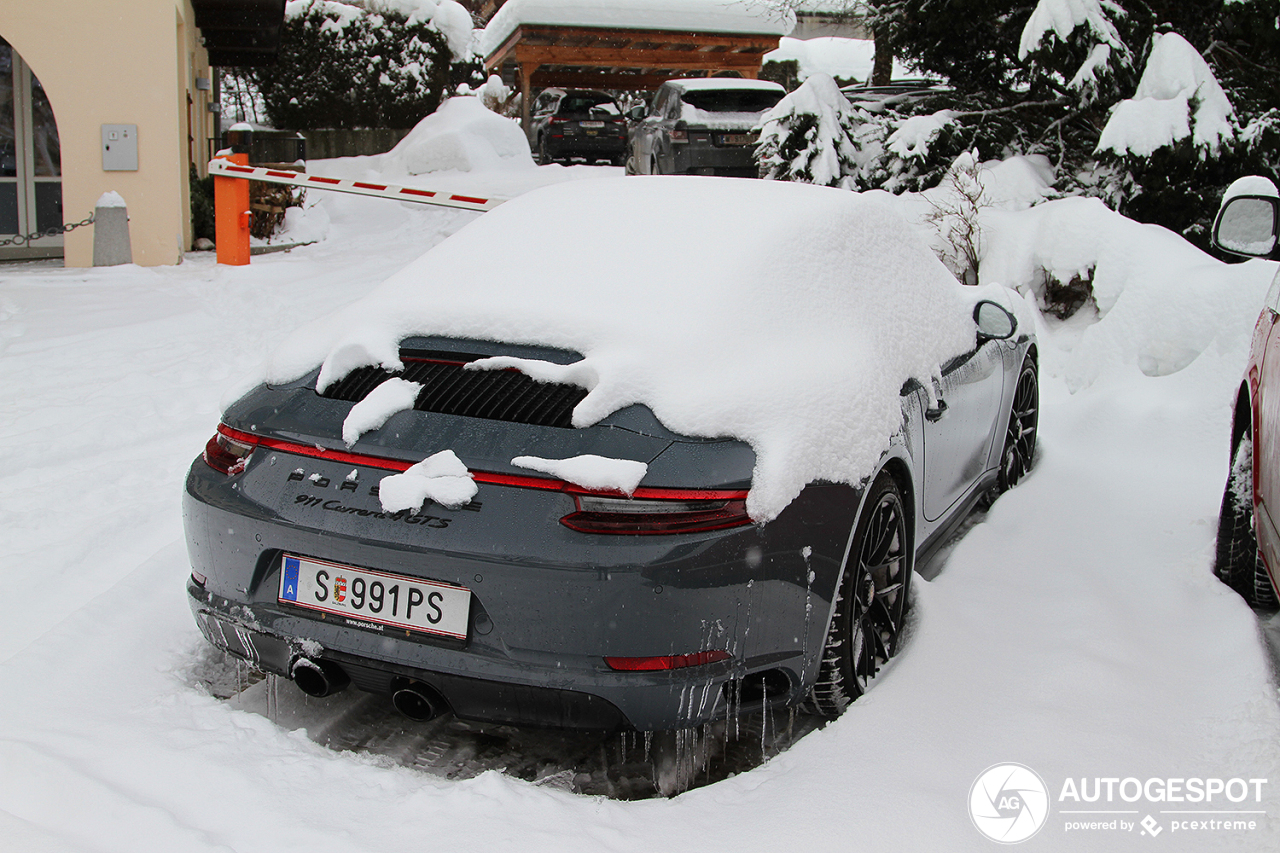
(209, 155), (506, 265)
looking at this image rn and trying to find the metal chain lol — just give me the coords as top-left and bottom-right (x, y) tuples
(0, 212), (95, 248)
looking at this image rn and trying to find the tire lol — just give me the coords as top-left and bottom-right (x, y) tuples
(1214, 427), (1280, 609)
(998, 356), (1039, 493)
(808, 472), (912, 718)
(537, 136), (552, 166)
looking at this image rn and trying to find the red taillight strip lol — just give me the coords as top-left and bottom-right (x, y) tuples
(605, 650), (732, 671)
(215, 424), (748, 501)
(399, 356), (471, 366)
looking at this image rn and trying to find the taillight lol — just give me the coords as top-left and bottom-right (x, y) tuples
(202, 429), (257, 474)
(561, 494), (751, 535)
(605, 649), (731, 671)
(670, 128), (688, 143)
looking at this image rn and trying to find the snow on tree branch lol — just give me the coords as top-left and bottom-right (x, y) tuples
(1097, 32), (1234, 159)
(1018, 0), (1126, 60)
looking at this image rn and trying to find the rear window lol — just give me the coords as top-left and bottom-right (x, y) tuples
(558, 95), (620, 117)
(680, 89), (784, 113)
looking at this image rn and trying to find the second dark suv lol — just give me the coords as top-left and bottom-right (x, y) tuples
(529, 89), (628, 166)
(626, 79), (786, 178)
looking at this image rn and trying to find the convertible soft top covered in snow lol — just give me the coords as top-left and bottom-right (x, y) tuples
(266, 177), (976, 519)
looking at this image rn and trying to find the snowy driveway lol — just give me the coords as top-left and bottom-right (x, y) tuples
(1, 174), (1278, 852)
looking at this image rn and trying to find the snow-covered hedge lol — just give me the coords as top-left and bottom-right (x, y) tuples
(228, 0), (483, 131)
(846, 0), (1280, 247)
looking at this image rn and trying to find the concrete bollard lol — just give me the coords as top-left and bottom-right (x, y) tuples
(92, 191), (133, 266)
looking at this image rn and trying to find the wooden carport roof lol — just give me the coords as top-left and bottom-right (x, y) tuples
(482, 25), (783, 130)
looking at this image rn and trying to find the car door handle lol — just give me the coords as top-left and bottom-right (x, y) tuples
(925, 399), (948, 422)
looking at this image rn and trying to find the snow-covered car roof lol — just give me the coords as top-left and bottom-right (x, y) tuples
(267, 177), (976, 520)
(667, 78), (787, 93)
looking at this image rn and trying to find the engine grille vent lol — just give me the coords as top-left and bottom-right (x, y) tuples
(320, 351), (587, 429)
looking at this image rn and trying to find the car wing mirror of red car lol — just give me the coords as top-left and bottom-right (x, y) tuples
(1213, 193), (1279, 259)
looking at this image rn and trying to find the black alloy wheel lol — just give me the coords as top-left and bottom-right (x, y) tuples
(1214, 425), (1280, 609)
(808, 472), (911, 718)
(998, 357), (1039, 492)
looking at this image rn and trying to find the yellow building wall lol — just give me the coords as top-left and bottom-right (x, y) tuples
(2, 0), (213, 266)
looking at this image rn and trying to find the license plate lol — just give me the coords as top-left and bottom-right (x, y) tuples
(581, 121), (605, 128)
(717, 133), (751, 145)
(279, 555), (470, 639)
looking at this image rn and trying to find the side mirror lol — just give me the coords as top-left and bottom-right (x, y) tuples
(974, 300), (1017, 341)
(628, 104), (647, 121)
(1212, 195), (1279, 258)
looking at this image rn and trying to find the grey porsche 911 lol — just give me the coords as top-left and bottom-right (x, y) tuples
(184, 177), (1037, 751)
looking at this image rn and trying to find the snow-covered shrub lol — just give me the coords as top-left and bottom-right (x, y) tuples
(228, 0), (483, 131)
(923, 151), (989, 285)
(755, 74), (861, 186)
(457, 74), (519, 118)
(379, 95), (534, 174)
(843, 88), (1043, 195)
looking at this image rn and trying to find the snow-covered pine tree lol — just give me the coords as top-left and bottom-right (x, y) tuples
(756, 74), (862, 186)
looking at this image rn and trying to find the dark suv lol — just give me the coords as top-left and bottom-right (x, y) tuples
(529, 89), (628, 166)
(626, 79), (786, 177)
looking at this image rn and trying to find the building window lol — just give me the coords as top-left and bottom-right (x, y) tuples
(1, 36), (63, 259)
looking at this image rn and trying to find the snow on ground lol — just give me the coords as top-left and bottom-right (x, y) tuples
(2, 152), (1279, 851)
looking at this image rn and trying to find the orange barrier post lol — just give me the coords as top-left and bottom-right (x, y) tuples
(214, 153), (252, 265)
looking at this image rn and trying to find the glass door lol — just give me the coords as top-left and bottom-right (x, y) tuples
(1, 37), (62, 260)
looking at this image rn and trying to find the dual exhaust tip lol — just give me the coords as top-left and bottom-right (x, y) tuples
(289, 656), (445, 722)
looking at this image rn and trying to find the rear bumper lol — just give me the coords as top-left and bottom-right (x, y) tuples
(184, 452), (858, 730)
(670, 141), (760, 177)
(544, 134), (627, 161)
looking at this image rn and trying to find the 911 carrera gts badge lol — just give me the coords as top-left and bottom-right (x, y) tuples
(291, 494), (452, 528)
